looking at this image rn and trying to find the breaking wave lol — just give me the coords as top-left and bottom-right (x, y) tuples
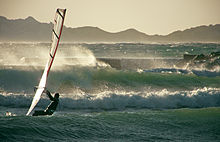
(1, 88), (220, 110)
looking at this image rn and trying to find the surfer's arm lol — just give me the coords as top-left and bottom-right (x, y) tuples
(46, 90), (54, 101)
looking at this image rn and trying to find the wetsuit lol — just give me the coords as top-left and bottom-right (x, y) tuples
(32, 91), (59, 116)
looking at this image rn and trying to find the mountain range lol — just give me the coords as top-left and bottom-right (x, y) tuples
(0, 16), (219, 43)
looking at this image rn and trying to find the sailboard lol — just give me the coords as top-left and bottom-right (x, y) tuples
(26, 8), (66, 116)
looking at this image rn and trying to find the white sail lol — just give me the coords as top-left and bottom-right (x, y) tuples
(26, 8), (66, 116)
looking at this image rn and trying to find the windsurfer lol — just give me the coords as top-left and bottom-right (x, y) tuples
(32, 90), (59, 116)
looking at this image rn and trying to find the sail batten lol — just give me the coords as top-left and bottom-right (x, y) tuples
(52, 29), (59, 39)
(26, 8), (66, 116)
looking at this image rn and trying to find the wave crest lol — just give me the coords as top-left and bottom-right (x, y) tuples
(1, 88), (220, 111)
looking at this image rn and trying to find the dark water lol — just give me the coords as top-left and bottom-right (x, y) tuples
(0, 108), (220, 141)
(0, 43), (220, 141)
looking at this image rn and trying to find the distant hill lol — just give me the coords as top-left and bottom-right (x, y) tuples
(0, 16), (219, 43)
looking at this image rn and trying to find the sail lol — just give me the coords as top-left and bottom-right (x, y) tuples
(26, 8), (66, 116)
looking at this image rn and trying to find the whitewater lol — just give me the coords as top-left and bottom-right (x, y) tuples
(0, 42), (220, 141)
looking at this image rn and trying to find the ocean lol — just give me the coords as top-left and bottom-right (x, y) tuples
(0, 42), (220, 141)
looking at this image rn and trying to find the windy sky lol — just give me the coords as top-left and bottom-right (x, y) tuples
(0, 0), (220, 35)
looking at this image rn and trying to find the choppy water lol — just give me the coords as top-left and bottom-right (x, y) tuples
(1, 108), (220, 141)
(0, 42), (220, 141)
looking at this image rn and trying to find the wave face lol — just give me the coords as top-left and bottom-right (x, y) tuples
(1, 67), (220, 92)
(0, 43), (220, 111)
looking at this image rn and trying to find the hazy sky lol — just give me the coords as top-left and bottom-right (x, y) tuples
(0, 0), (220, 35)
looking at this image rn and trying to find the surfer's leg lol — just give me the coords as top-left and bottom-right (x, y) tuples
(32, 110), (47, 116)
